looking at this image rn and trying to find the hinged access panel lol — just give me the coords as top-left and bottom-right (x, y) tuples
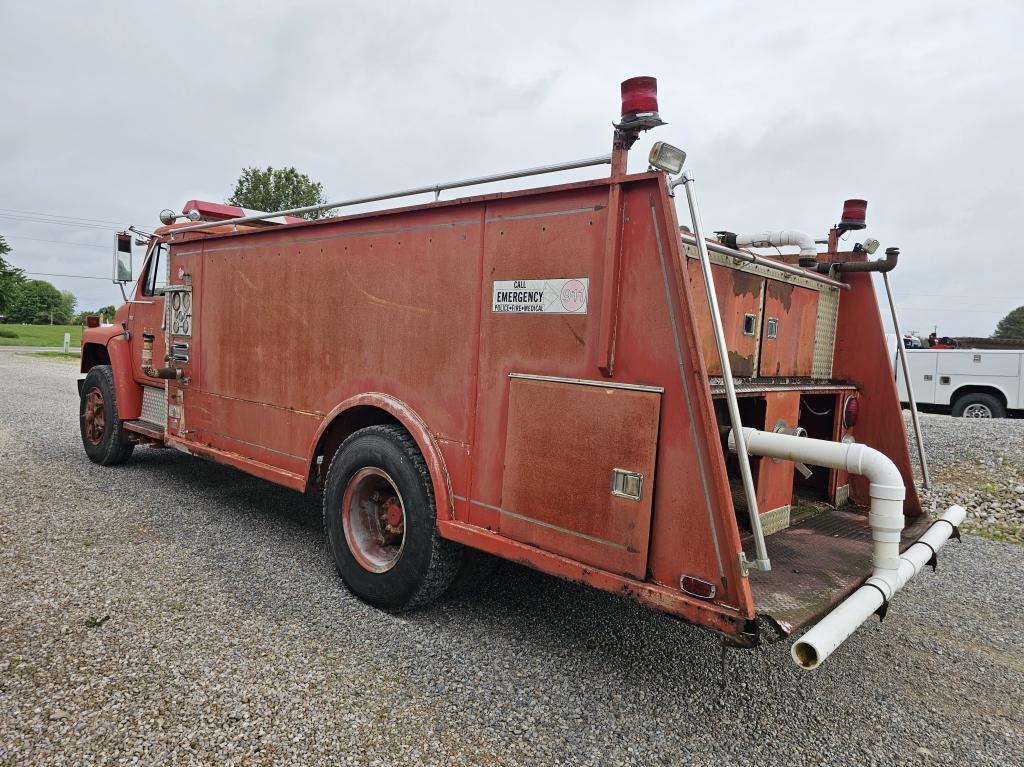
(499, 375), (662, 579)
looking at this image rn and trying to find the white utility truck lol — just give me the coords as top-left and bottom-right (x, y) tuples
(892, 343), (1023, 418)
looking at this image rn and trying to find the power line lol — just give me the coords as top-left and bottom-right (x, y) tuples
(8, 236), (108, 250)
(895, 306), (1007, 315)
(25, 271), (109, 281)
(896, 293), (1023, 301)
(0, 214), (115, 231)
(0, 206), (124, 225)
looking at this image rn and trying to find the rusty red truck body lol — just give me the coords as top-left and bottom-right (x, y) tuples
(78, 78), (965, 669)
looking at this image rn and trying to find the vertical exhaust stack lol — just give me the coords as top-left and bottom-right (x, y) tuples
(728, 427), (966, 668)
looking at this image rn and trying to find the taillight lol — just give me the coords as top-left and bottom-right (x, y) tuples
(85, 315), (100, 328)
(843, 396), (860, 428)
(679, 575), (716, 600)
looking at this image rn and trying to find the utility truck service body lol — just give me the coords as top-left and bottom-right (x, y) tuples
(894, 346), (1023, 418)
(79, 78), (966, 669)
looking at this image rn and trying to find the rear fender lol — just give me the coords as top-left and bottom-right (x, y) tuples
(308, 393), (453, 519)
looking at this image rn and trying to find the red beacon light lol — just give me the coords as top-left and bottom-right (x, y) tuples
(839, 198), (867, 232)
(616, 76), (666, 132)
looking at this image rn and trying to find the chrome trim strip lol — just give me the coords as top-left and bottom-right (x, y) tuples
(485, 205), (604, 224)
(508, 373), (664, 393)
(453, 496), (631, 552)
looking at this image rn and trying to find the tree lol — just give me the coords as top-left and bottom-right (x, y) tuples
(994, 306), (1024, 340)
(59, 290), (77, 323)
(0, 235), (26, 315)
(8, 280), (74, 324)
(73, 305), (117, 325)
(228, 166), (333, 219)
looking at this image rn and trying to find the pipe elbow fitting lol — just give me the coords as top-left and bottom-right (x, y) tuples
(735, 230), (817, 258)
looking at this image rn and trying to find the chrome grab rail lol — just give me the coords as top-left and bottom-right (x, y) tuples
(679, 232), (849, 291)
(883, 271), (931, 489)
(169, 155), (613, 236)
(680, 171), (771, 574)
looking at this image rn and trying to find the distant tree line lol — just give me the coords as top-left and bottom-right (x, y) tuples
(994, 306), (1024, 340)
(0, 234), (80, 324)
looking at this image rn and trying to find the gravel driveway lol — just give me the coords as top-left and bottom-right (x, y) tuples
(1, 352), (1022, 766)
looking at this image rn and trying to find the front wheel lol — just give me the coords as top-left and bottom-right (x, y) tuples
(951, 392), (1005, 419)
(79, 365), (135, 465)
(322, 425), (462, 611)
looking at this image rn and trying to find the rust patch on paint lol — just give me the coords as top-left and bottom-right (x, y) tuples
(767, 280), (794, 311)
(732, 271), (762, 298)
(729, 350), (754, 377)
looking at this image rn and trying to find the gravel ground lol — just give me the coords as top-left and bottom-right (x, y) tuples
(1, 351), (1022, 766)
(903, 410), (1024, 543)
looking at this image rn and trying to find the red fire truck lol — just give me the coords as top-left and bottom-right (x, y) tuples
(79, 77), (965, 669)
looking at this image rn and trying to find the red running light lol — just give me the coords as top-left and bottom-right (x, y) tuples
(85, 315), (100, 328)
(840, 199), (867, 231)
(680, 575), (716, 600)
(843, 395), (860, 428)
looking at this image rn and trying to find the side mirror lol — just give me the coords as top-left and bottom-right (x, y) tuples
(113, 232), (133, 283)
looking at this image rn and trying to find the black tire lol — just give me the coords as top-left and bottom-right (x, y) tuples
(322, 425), (462, 611)
(951, 392), (1005, 419)
(79, 365), (135, 465)
(447, 548), (502, 598)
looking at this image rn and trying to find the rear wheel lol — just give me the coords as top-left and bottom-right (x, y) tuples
(322, 425), (462, 610)
(952, 392), (1005, 419)
(79, 365), (135, 465)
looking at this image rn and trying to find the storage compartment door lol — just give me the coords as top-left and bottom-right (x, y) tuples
(686, 259), (763, 377)
(759, 282), (820, 377)
(499, 376), (662, 579)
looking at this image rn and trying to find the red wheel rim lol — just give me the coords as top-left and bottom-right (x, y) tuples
(83, 388), (105, 445)
(341, 467), (407, 573)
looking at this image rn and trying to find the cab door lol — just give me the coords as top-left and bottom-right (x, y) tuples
(128, 241), (169, 386)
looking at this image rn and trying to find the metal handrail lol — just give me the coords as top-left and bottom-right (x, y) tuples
(883, 272), (931, 489)
(169, 155), (613, 236)
(680, 171), (771, 574)
(680, 232), (849, 291)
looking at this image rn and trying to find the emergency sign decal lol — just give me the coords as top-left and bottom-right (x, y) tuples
(492, 278), (589, 314)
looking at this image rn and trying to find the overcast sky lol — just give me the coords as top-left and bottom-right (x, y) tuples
(1, 1), (1021, 336)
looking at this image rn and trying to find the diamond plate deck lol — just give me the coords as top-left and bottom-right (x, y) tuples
(745, 507), (932, 635)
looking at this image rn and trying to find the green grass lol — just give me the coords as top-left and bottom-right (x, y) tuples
(0, 323), (83, 347)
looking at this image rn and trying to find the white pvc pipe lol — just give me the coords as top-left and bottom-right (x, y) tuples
(735, 230), (818, 258)
(793, 504), (966, 669)
(727, 427), (967, 668)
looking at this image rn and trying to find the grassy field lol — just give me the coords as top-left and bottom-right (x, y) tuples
(0, 324), (83, 347)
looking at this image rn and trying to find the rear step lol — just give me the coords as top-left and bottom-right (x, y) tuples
(124, 420), (164, 441)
